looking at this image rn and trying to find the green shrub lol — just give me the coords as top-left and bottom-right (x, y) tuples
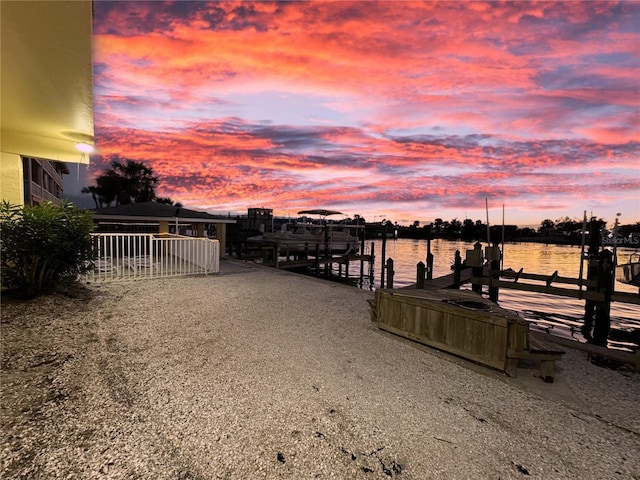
(1, 201), (96, 297)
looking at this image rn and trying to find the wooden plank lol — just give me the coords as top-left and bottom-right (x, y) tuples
(402, 302), (417, 333)
(403, 265), (490, 290)
(491, 324), (508, 363)
(529, 332), (639, 371)
(409, 303), (419, 334)
(448, 313), (468, 351)
(528, 335), (565, 355)
(612, 291), (640, 305)
(471, 277), (607, 301)
(378, 322), (507, 371)
(463, 318), (478, 355)
(388, 292), (515, 328)
(464, 318), (485, 356)
(388, 298), (403, 329)
(509, 350), (565, 361)
(500, 270), (596, 286)
(425, 308), (446, 343)
(462, 316), (476, 354)
(276, 253), (372, 270)
(470, 276), (639, 306)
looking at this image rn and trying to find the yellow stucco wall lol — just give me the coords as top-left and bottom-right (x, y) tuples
(0, 152), (24, 205)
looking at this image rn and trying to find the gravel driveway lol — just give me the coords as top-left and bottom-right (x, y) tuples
(2, 259), (639, 479)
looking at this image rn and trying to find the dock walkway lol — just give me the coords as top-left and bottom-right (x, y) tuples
(399, 265), (486, 290)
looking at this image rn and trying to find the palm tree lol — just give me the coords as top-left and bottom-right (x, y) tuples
(110, 160), (158, 204)
(83, 159), (159, 207)
(81, 185), (101, 208)
(156, 197), (183, 207)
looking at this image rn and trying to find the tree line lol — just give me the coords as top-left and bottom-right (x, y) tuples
(383, 216), (640, 243)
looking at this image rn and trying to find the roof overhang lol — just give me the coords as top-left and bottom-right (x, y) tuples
(298, 209), (344, 217)
(1, 1), (94, 164)
(91, 214), (237, 225)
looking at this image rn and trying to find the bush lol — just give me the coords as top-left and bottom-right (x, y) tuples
(1, 201), (96, 297)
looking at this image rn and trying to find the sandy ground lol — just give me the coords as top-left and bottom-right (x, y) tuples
(1, 258), (639, 480)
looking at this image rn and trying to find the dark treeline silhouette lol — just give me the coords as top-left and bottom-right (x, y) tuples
(355, 216), (640, 244)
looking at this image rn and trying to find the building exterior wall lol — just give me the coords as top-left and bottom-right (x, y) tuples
(21, 157), (67, 206)
(2, 1), (94, 164)
(0, 152), (24, 205)
(1, 154), (68, 207)
(2, 0), (94, 207)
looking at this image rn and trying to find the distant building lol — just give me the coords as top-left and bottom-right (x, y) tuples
(246, 208), (273, 233)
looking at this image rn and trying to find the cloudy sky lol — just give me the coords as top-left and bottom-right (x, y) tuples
(81, 0), (639, 227)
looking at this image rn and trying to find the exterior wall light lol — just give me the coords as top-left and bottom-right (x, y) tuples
(75, 142), (94, 153)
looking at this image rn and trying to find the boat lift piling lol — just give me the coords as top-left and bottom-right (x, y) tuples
(426, 224), (434, 281)
(380, 223), (388, 288)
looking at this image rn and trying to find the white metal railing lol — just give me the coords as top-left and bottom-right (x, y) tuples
(86, 233), (220, 282)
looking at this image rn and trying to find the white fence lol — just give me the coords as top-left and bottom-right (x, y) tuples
(86, 233), (220, 282)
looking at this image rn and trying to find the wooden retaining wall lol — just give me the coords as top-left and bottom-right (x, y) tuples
(373, 288), (531, 375)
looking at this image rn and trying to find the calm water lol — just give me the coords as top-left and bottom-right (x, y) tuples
(362, 238), (639, 351)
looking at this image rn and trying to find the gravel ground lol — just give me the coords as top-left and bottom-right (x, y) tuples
(1, 258), (639, 480)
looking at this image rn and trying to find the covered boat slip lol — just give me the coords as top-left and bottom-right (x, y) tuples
(251, 222), (361, 254)
(247, 209), (364, 255)
(371, 287), (566, 382)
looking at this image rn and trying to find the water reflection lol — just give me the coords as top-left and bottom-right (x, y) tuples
(366, 238), (639, 351)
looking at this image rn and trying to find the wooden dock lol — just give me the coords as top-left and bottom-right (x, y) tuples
(236, 243), (377, 286)
(400, 266), (487, 290)
(275, 253), (373, 270)
(471, 270), (640, 305)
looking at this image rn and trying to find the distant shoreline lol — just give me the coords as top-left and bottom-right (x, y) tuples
(397, 235), (640, 248)
(395, 235), (586, 246)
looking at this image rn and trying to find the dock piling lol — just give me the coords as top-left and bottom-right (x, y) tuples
(380, 227), (387, 288)
(417, 261), (426, 288)
(471, 242), (483, 294)
(453, 250), (461, 289)
(386, 258), (394, 289)
(426, 226), (433, 280)
(592, 249), (615, 347)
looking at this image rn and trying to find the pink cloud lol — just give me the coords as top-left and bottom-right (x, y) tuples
(89, 1), (640, 225)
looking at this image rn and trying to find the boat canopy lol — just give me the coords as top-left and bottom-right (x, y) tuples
(297, 209), (343, 216)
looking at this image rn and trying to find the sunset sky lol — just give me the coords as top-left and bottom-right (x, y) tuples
(77, 0), (639, 227)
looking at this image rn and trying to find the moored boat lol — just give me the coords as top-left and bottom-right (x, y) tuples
(248, 209), (362, 254)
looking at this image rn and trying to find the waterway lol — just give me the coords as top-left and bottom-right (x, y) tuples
(361, 238), (639, 352)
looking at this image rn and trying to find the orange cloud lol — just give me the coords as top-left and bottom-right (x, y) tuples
(87, 0), (640, 225)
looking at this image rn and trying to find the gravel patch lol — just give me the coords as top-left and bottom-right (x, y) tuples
(2, 259), (639, 479)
